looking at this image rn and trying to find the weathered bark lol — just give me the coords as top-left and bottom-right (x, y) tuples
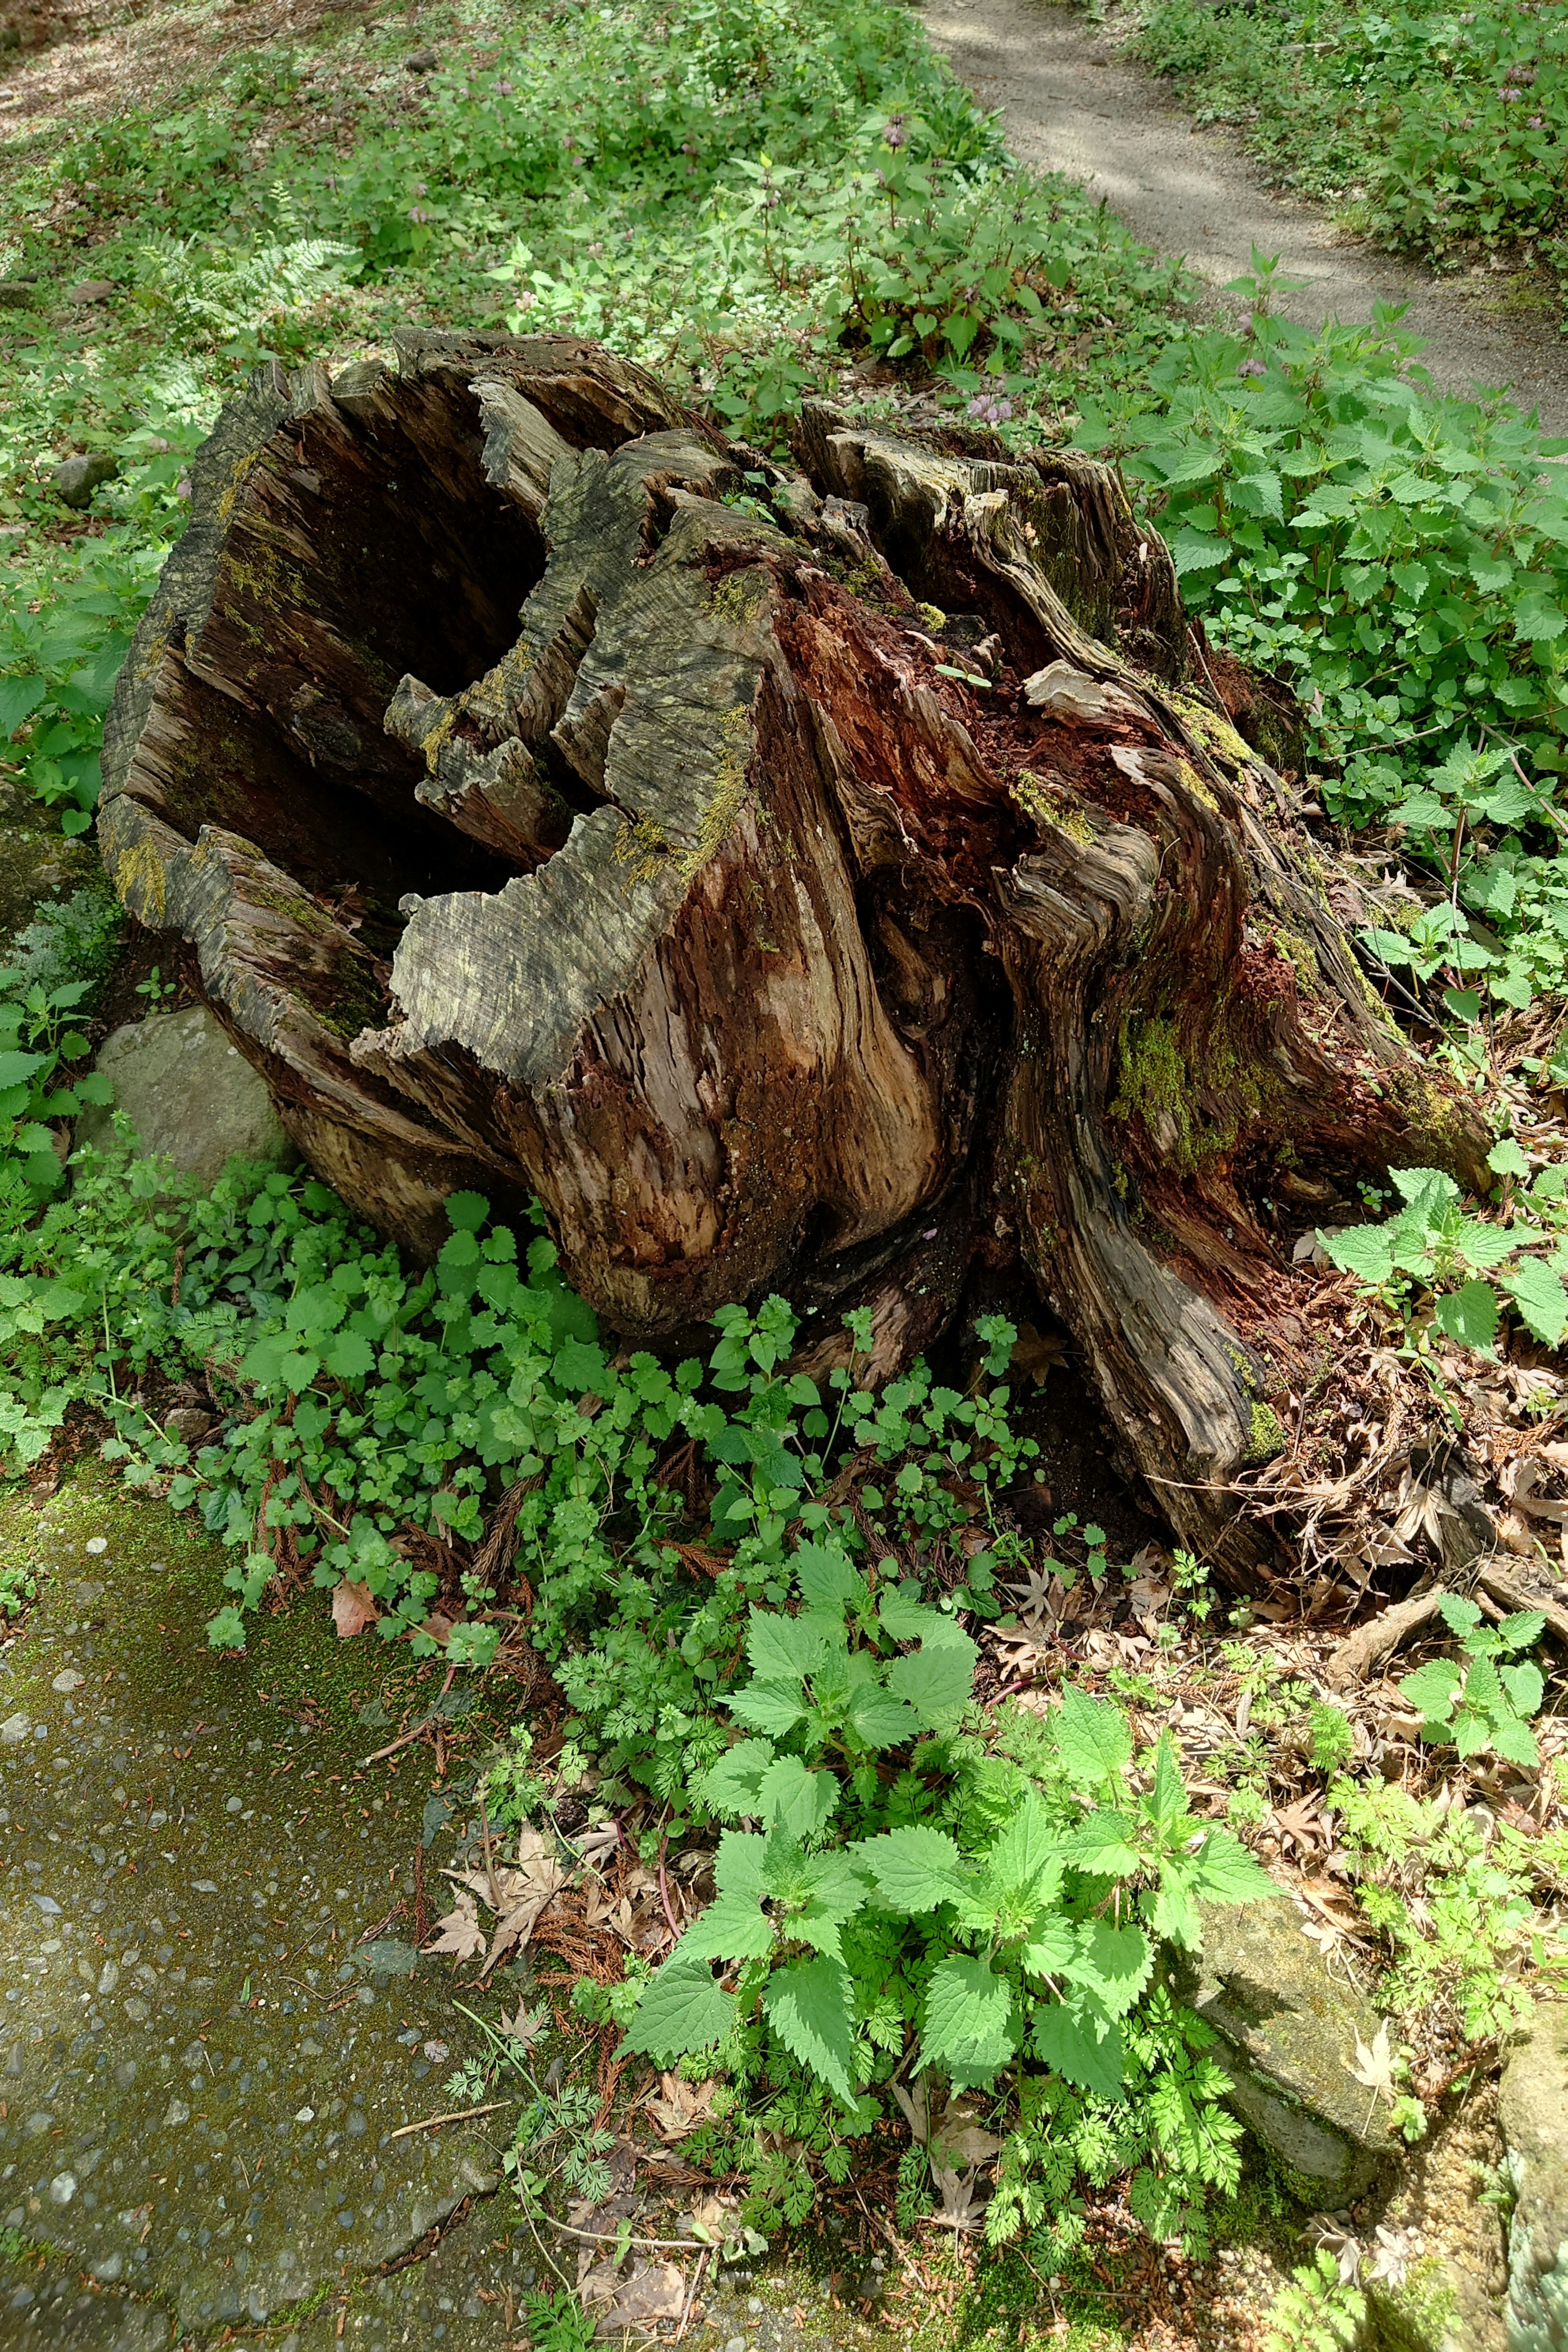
(100, 330), (1488, 1575)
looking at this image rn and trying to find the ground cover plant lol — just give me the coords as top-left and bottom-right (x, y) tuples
(0, 0), (1566, 2317)
(1114, 0), (1568, 292)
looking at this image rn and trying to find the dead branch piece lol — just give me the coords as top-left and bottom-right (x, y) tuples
(539, 2219), (710, 2252)
(1476, 1559), (1568, 1648)
(1323, 1588), (1447, 1689)
(387, 2099), (511, 2140)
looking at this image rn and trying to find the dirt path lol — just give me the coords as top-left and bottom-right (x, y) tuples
(920, 0), (1568, 436)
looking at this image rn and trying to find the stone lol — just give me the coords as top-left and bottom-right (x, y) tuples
(74, 1004), (297, 1185)
(1171, 1894), (1394, 2203)
(2, 1711), (30, 1742)
(0, 2254), (170, 2349)
(54, 453), (119, 509)
(65, 279), (117, 304)
(1499, 1998), (1568, 2352)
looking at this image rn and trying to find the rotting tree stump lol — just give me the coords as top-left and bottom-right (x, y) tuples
(100, 330), (1488, 1576)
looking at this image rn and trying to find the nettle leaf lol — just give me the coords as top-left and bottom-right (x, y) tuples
(844, 1682), (923, 1750)
(1033, 2002), (1125, 2098)
(1323, 1223), (1397, 1283)
(746, 1606), (836, 1684)
(1501, 1660), (1544, 1718)
(1069, 1920), (1152, 2015)
(793, 1539), (866, 1615)
(1018, 1914), (1075, 1978)
(1149, 1866), (1202, 1951)
(884, 1628), (977, 1728)
(626, 1958), (736, 2064)
(1433, 1281), (1499, 1353)
(921, 1954), (1018, 2089)
(1400, 1659), (1461, 1722)
(681, 1886), (776, 1963)
(698, 1739), (776, 1819)
(762, 1956), (858, 2106)
(755, 1756), (839, 1842)
(1059, 1810), (1140, 1878)
(714, 1830), (767, 1899)
(1502, 1259), (1568, 1347)
(1053, 1683), (1133, 1787)
(1499, 1611), (1546, 1654)
(984, 1790), (1061, 1906)
(1143, 1731), (1188, 1830)
(728, 1681), (812, 1737)
(1187, 1829), (1275, 1908)
(856, 1824), (967, 1913)
(1488, 1712), (1541, 1769)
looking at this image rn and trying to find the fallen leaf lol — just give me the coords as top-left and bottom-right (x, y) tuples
(599, 2261), (687, 2336)
(423, 1891), (485, 1961)
(497, 2000), (548, 2049)
(647, 2073), (718, 2140)
(330, 1578), (379, 1639)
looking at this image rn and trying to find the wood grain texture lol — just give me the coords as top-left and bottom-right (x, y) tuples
(101, 336), (1488, 1569)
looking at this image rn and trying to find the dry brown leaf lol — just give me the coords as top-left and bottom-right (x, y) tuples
(330, 1577), (379, 1638)
(646, 2073), (718, 2141)
(423, 1889), (485, 1960)
(599, 2261), (687, 2336)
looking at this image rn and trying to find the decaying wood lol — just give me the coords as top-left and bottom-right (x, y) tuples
(100, 330), (1491, 1575)
(1323, 1588), (1447, 1690)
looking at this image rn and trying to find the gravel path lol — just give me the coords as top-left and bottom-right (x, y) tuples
(920, 0), (1568, 436)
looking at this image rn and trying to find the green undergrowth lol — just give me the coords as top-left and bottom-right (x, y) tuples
(0, 1140), (1275, 2251)
(1120, 0), (1568, 293)
(1075, 263), (1568, 1020)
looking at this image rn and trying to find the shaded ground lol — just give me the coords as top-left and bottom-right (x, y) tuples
(920, 0), (1568, 436)
(0, 1464), (534, 2347)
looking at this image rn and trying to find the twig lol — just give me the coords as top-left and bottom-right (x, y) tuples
(538, 2218), (710, 2252)
(387, 2100), (511, 2141)
(675, 2246), (709, 2341)
(360, 1664), (459, 1765)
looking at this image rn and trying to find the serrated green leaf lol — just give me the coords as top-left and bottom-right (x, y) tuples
(844, 1682), (923, 1749)
(1150, 1866), (1202, 1950)
(1033, 2002), (1125, 2097)
(1499, 1611), (1546, 1654)
(1143, 1731), (1188, 1830)
(326, 1332), (376, 1380)
(855, 1824), (967, 1913)
(885, 1630), (978, 1728)
(1399, 1660), (1461, 1720)
(984, 1791), (1061, 1906)
(793, 1539), (866, 1615)
(762, 1956), (858, 2105)
(1019, 1915), (1076, 1978)
(682, 1887), (776, 1962)
(625, 1958), (736, 2064)
(727, 1681), (811, 1737)
(1501, 1661), (1543, 1717)
(920, 1955), (1017, 2089)
(1323, 1223), (1397, 1283)
(1053, 1684), (1133, 1787)
(1488, 1711), (1541, 1768)
(1433, 1281), (1499, 1353)
(1188, 1829), (1275, 1907)
(746, 1607), (835, 1684)
(1059, 1811), (1140, 1877)
(878, 1589), (971, 1648)
(698, 1739), (776, 1819)
(1502, 1259), (1568, 1346)
(1068, 1921), (1152, 2015)
(755, 1756), (839, 1842)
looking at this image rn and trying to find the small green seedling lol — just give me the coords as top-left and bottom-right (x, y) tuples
(1399, 1594), (1546, 1768)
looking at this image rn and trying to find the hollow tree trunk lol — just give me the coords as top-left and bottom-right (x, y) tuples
(100, 330), (1488, 1575)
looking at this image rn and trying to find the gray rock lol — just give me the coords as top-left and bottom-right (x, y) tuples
(0, 2255), (170, 2348)
(65, 278), (117, 304)
(1172, 1894), (1394, 2203)
(1499, 1999), (1568, 2352)
(54, 453), (119, 508)
(75, 1004), (296, 1185)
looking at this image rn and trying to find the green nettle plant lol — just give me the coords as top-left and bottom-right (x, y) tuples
(626, 1601), (1273, 2243)
(1073, 278), (1568, 1015)
(1399, 1595), (1547, 1767)
(1322, 1160), (1568, 1352)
